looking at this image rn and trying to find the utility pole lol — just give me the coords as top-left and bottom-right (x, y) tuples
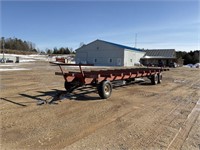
(135, 33), (137, 48)
(1, 37), (5, 63)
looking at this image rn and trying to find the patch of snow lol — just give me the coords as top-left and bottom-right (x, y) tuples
(0, 53), (50, 63)
(174, 79), (186, 83)
(0, 53), (77, 63)
(19, 59), (36, 63)
(183, 63), (200, 68)
(0, 68), (30, 71)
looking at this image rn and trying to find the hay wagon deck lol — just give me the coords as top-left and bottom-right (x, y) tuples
(50, 62), (169, 99)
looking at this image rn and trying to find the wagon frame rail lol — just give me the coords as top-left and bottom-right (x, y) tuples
(50, 62), (169, 99)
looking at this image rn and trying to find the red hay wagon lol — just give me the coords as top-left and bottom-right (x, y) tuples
(50, 62), (169, 99)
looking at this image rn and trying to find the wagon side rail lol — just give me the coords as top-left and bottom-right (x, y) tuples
(50, 62), (169, 99)
(49, 62), (94, 81)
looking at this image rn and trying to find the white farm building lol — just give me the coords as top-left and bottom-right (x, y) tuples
(75, 39), (145, 66)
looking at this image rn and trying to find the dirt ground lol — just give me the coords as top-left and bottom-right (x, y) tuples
(1, 61), (200, 150)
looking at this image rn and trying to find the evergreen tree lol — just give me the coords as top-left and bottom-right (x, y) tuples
(0, 37), (36, 52)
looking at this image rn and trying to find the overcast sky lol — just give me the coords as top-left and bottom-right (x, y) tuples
(1, 0), (199, 51)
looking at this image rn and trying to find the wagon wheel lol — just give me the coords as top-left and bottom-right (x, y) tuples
(151, 74), (158, 85)
(64, 80), (80, 93)
(158, 73), (162, 84)
(98, 80), (112, 99)
(64, 81), (73, 92)
(125, 78), (135, 84)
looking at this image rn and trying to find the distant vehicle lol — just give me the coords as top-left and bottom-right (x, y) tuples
(6, 60), (14, 63)
(134, 62), (143, 66)
(147, 63), (154, 67)
(158, 60), (164, 67)
(0, 58), (6, 63)
(186, 64), (193, 68)
(169, 62), (177, 68)
(194, 63), (200, 68)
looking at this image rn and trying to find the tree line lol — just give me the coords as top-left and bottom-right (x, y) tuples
(45, 47), (75, 55)
(0, 37), (37, 52)
(176, 50), (199, 65)
(0, 37), (75, 54)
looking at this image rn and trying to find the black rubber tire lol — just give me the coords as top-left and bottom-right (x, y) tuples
(125, 78), (135, 84)
(151, 74), (158, 85)
(64, 81), (78, 93)
(158, 73), (162, 84)
(98, 80), (112, 99)
(64, 81), (71, 91)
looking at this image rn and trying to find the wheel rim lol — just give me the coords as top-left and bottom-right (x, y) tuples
(155, 74), (158, 80)
(155, 74), (158, 84)
(104, 84), (111, 95)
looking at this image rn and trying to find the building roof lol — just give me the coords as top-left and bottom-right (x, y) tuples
(97, 39), (144, 52)
(142, 49), (176, 59)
